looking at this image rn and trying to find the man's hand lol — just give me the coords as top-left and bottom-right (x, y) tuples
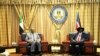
(79, 38), (85, 42)
(33, 40), (36, 43)
(27, 39), (33, 43)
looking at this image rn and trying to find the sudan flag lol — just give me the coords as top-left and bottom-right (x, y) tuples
(19, 13), (24, 35)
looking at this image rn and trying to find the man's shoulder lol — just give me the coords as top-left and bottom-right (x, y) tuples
(34, 33), (38, 34)
(69, 32), (77, 35)
(26, 32), (30, 34)
(26, 32), (32, 36)
(34, 33), (40, 36)
(82, 32), (89, 34)
(82, 32), (90, 37)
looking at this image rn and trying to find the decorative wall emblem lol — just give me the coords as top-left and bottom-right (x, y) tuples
(50, 5), (68, 24)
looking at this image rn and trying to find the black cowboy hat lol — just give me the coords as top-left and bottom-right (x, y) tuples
(77, 27), (84, 31)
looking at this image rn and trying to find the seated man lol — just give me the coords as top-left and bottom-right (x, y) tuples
(69, 27), (89, 55)
(25, 29), (41, 54)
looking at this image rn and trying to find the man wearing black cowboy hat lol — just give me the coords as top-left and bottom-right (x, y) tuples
(69, 27), (89, 55)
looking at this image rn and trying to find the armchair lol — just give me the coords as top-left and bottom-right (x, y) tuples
(62, 32), (94, 54)
(17, 33), (49, 54)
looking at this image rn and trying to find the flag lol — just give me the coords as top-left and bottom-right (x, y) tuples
(19, 10), (24, 35)
(76, 12), (81, 29)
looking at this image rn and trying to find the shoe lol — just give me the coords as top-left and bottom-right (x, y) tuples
(30, 54), (35, 56)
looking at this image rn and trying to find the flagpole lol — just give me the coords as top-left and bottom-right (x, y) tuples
(76, 0), (80, 13)
(23, 2), (26, 30)
(75, 0), (82, 30)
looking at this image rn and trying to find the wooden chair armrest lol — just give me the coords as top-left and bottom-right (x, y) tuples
(18, 41), (27, 47)
(84, 40), (93, 46)
(62, 41), (70, 46)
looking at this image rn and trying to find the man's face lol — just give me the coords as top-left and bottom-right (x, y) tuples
(78, 29), (83, 32)
(30, 29), (34, 33)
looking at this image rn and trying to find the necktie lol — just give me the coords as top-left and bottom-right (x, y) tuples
(76, 33), (82, 42)
(32, 33), (34, 41)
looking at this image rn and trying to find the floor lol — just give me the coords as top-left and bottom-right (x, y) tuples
(24, 54), (93, 56)
(27, 54), (68, 56)
(3, 48), (94, 56)
(42, 54), (68, 56)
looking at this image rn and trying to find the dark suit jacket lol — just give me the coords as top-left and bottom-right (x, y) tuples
(70, 32), (90, 43)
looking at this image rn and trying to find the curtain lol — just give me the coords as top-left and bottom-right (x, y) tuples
(22, 4), (100, 44)
(0, 3), (100, 46)
(0, 5), (19, 46)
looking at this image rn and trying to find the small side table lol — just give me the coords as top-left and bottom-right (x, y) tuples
(94, 45), (100, 56)
(3, 45), (19, 53)
(9, 53), (23, 56)
(48, 44), (62, 53)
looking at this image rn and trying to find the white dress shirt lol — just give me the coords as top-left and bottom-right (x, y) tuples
(25, 32), (41, 43)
